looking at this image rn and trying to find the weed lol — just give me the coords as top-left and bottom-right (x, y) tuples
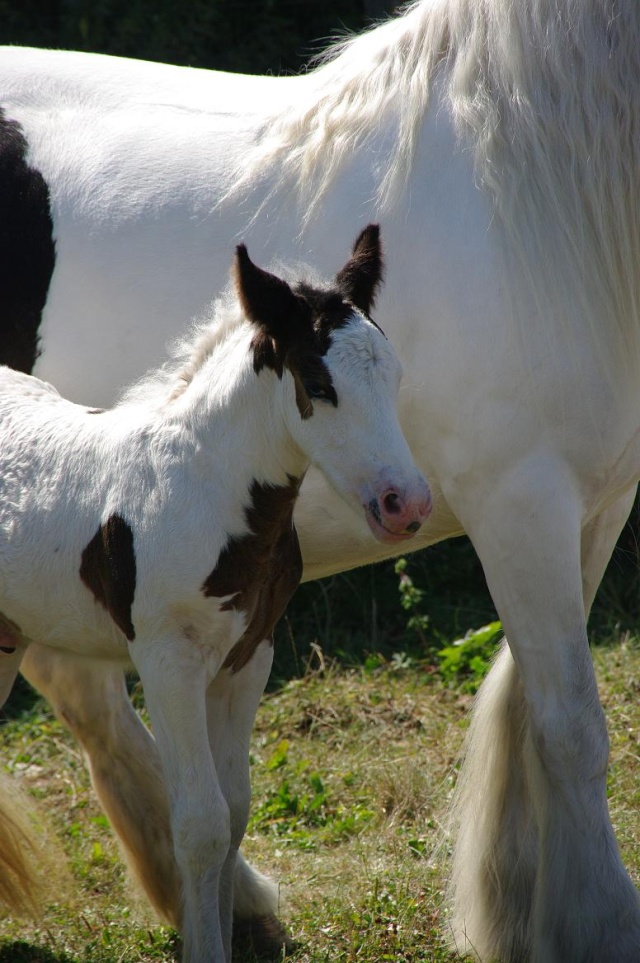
(392, 558), (503, 691)
(250, 742), (375, 849)
(437, 622), (504, 693)
(395, 558), (430, 648)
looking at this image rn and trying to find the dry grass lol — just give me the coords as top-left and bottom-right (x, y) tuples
(594, 636), (640, 885)
(244, 664), (470, 961)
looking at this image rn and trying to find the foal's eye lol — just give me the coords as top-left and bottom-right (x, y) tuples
(305, 382), (331, 401)
(301, 375), (338, 407)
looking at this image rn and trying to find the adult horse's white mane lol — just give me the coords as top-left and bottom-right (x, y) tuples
(241, 0), (640, 377)
(237, 1), (445, 208)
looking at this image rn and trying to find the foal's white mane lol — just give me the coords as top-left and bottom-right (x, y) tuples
(236, 0), (640, 373)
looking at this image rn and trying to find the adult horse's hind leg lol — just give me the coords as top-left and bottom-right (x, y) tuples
(19, 645), (281, 945)
(20, 645), (181, 922)
(450, 472), (640, 963)
(0, 645), (47, 917)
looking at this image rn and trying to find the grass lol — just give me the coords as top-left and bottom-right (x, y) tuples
(0, 535), (638, 961)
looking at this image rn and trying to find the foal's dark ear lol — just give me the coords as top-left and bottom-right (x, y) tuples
(335, 224), (383, 315)
(234, 244), (301, 341)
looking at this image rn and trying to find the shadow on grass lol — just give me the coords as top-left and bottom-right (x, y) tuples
(0, 944), (78, 963)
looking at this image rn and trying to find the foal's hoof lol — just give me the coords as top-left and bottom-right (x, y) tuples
(233, 913), (296, 959)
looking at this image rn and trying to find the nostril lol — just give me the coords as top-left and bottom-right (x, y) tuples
(383, 492), (402, 515)
(405, 520), (422, 534)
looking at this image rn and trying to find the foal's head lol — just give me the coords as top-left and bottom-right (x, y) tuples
(235, 225), (431, 542)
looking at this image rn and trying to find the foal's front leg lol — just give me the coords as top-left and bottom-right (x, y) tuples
(206, 639), (275, 955)
(132, 637), (231, 963)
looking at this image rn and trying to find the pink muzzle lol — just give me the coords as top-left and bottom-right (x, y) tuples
(364, 482), (432, 543)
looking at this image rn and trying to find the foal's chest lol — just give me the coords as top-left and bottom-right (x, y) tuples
(202, 477), (302, 671)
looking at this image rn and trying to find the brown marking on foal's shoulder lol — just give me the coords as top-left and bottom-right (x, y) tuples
(202, 476), (302, 672)
(80, 513), (137, 641)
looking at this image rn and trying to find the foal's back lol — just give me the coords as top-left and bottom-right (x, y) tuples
(0, 367), (142, 655)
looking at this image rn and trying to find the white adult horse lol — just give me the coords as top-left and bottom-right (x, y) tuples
(1, 1), (640, 960)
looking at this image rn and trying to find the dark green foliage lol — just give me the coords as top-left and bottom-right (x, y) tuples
(273, 536), (499, 682)
(593, 507), (640, 632)
(275, 515), (640, 686)
(437, 620), (503, 692)
(0, 0), (398, 74)
(0, 945), (77, 963)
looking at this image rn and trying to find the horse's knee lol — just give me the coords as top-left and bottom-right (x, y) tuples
(173, 794), (231, 880)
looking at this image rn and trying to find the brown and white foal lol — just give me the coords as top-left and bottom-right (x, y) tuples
(0, 225), (429, 962)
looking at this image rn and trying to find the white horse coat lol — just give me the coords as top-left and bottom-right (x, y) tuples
(1, 1), (640, 960)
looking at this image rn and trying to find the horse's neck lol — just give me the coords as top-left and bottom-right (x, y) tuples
(168, 336), (307, 492)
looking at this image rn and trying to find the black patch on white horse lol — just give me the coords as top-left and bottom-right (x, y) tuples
(202, 477), (302, 672)
(80, 514), (137, 641)
(0, 108), (56, 374)
(235, 224), (384, 419)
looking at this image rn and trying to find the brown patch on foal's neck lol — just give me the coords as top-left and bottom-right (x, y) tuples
(202, 476), (302, 672)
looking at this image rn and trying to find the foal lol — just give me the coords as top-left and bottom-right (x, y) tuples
(0, 225), (430, 962)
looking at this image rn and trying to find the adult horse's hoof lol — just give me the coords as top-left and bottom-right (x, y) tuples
(232, 913), (296, 959)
